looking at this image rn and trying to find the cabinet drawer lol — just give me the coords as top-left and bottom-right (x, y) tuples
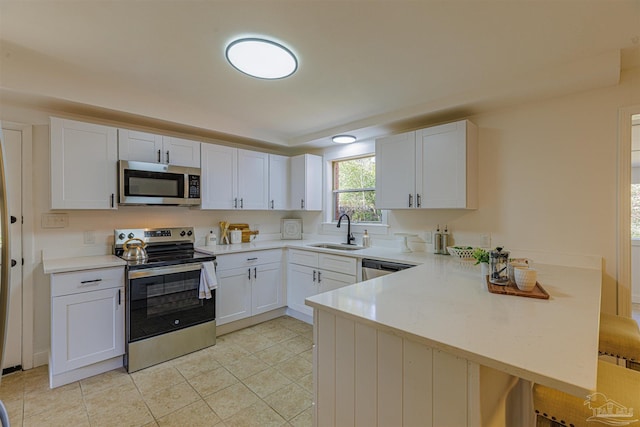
(289, 249), (319, 268)
(216, 249), (283, 271)
(319, 253), (357, 276)
(51, 267), (124, 297)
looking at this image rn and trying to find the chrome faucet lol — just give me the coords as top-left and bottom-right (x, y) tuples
(337, 213), (356, 245)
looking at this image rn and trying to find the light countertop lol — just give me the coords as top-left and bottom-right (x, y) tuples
(43, 255), (126, 274)
(306, 255), (601, 399)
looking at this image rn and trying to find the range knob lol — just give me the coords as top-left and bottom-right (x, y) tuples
(180, 230), (186, 237)
(118, 233), (125, 240)
(128, 233), (135, 239)
(187, 230), (193, 236)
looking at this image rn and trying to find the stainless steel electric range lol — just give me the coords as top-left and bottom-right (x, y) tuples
(114, 227), (216, 373)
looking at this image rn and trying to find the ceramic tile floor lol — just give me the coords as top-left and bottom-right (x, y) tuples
(0, 316), (314, 427)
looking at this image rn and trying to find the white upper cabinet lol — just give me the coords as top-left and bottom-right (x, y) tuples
(118, 129), (201, 168)
(50, 117), (118, 210)
(290, 154), (322, 211)
(268, 154), (290, 210)
(200, 144), (269, 210)
(376, 119), (478, 209)
(237, 149), (269, 210)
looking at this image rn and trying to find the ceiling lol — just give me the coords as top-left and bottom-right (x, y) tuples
(1, 1), (639, 150)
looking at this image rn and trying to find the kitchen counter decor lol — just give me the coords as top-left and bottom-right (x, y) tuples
(486, 276), (550, 299)
(446, 245), (476, 259)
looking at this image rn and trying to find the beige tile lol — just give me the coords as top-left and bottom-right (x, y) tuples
(187, 366), (239, 397)
(80, 367), (134, 396)
(209, 343), (252, 366)
(281, 336), (313, 355)
(143, 381), (200, 419)
(23, 382), (83, 418)
(84, 384), (154, 427)
(285, 321), (313, 336)
(236, 333), (277, 353)
(263, 383), (312, 421)
(225, 354), (269, 380)
(290, 406), (313, 427)
(132, 366), (185, 395)
(299, 348), (313, 364)
(0, 372), (24, 403)
(297, 373), (313, 394)
(255, 343), (296, 366)
(259, 326), (299, 343)
(23, 404), (90, 427)
(204, 382), (259, 420)
(223, 400), (287, 427)
(173, 350), (221, 379)
(276, 355), (312, 382)
(157, 399), (222, 426)
(4, 398), (23, 426)
(243, 367), (292, 398)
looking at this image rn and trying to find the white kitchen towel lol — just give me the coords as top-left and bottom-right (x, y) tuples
(198, 261), (218, 300)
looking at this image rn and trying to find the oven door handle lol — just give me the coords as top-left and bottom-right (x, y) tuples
(128, 263), (205, 279)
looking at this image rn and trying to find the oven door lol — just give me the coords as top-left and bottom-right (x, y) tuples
(127, 263), (215, 343)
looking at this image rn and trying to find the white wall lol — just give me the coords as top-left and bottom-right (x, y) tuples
(2, 66), (639, 367)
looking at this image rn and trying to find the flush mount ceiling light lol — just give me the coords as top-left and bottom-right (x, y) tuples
(225, 37), (298, 79)
(332, 135), (357, 144)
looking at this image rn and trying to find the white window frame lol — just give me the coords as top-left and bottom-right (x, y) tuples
(322, 140), (388, 236)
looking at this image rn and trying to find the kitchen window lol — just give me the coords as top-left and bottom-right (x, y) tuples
(332, 155), (382, 223)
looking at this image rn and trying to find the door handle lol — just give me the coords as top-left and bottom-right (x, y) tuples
(417, 193), (421, 208)
(271, 200), (274, 209)
(10, 259), (16, 267)
(408, 193), (413, 207)
(10, 216), (16, 224)
(254, 267), (257, 279)
(118, 289), (121, 305)
(234, 198), (238, 208)
(157, 149), (161, 163)
(240, 198), (244, 209)
(111, 193), (115, 208)
(301, 199), (305, 209)
(166, 150), (170, 164)
(248, 269), (251, 280)
(313, 270), (316, 282)
(317, 271), (321, 283)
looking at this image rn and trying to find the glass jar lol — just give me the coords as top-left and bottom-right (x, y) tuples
(489, 247), (510, 285)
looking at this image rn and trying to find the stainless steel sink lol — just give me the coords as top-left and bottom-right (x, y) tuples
(307, 243), (365, 251)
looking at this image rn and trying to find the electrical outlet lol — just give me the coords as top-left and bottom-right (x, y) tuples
(84, 231), (96, 245)
(480, 233), (491, 247)
(424, 230), (433, 244)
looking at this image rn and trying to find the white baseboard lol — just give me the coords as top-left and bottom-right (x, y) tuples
(33, 351), (49, 368)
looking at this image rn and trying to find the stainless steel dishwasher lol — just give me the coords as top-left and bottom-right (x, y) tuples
(361, 258), (416, 280)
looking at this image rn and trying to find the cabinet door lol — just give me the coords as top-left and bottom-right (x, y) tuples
(268, 154), (290, 210)
(51, 287), (124, 374)
(50, 117), (118, 209)
(290, 154), (323, 211)
(318, 269), (356, 293)
(216, 267), (252, 325)
(252, 262), (284, 315)
(287, 264), (317, 317)
(201, 143), (237, 209)
(162, 136), (201, 168)
(375, 131), (416, 209)
(237, 149), (269, 210)
(117, 129), (163, 163)
(417, 120), (476, 209)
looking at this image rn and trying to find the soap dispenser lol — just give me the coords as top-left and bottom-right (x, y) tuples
(362, 230), (371, 248)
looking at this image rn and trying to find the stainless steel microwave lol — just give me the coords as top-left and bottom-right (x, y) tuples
(118, 160), (201, 206)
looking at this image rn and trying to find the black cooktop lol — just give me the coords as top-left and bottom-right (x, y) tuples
(117, 247), (215, 270)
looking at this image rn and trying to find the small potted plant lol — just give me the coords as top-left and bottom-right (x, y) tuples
(472, 248), (489, 277)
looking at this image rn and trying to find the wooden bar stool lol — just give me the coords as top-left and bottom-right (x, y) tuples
(533, 360), (640, 427)
(598, 312), (640, 370)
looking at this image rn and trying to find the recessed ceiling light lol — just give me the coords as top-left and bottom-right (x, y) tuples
(225, 37), (298, 79)
(332, 135), (357, 144)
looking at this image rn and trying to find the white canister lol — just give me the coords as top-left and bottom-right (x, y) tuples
(230, 229), (242, 244)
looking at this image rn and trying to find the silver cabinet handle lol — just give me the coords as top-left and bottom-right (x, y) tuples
(301, 199), (305, 209)
(417, 193), (421, 208)
(317, 271), (321, 283)
(118, 289), (121, 305)
(271, 200), (274, 209)
(240, 198), (244, 209)
(234, 198), (238, 208)
(248, 269), (251, 280)
(166, 150), (170, 164)
(408, 194), (413, 207)
(254, 267), (257, 279)
(247, 257), (258, 261)
(313, 270), (316, 282)
(111, 193), (115, 208)
(157, 149), (161, 163)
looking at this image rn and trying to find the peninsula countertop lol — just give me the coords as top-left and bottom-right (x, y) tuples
(306, 256), (601, 398)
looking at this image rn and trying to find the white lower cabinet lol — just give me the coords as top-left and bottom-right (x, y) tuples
(49, 267), (125, 388)
(216, 250), (284, 325)
(287, 249), (357, 318)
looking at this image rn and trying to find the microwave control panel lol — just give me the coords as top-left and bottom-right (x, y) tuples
(188, 175), (201, 198)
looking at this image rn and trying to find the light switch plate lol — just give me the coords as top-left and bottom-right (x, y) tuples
(42, 213), (68, 228)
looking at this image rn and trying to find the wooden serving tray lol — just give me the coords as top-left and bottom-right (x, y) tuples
(485, 277), (550, 299)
